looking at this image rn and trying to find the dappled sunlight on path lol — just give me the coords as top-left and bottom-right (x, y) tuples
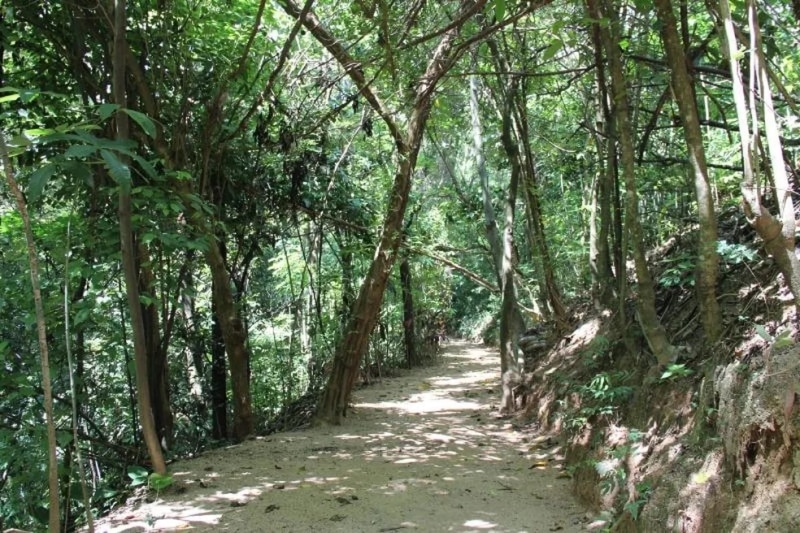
(95, 341), (586, 532)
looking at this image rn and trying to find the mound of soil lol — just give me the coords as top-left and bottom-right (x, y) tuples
(519, 211), (800, 532)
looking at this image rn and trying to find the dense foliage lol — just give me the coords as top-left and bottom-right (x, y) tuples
(1, 0), (799, 529)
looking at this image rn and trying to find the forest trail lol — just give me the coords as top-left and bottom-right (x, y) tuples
(97, 342), (587, 532)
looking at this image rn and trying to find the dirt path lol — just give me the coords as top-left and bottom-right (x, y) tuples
(98, 341), (587, 532)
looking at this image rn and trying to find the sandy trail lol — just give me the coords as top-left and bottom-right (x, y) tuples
(97, 341), (587, 532)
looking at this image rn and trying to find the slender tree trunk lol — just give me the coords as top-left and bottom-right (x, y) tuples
(598, 0), (676, 365)
(206, 237), (253, 440)
(113, 0), (167, 474)
(180, 267), (207, 422)
(137, 244), (173, 449)
(469, 71), (504, 284)
(473, 51), (536, 333)
(473, 56), (527, 410)
(654, 0), (721, 342)
(498, 97), (523, 413)
(399, 246), (419, 368)
(587, 3), (616, 309)
(513, 95), (567, 329)
(210, 291), (228, 439)
(0, 134), (61, 531)
(749, 0), (800, 304)
(282, 0), (477, 424)
(718, 0), (800, 306)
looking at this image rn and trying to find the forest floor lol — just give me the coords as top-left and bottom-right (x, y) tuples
(95, 341), (588, 532)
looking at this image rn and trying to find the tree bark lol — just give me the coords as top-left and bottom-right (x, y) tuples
(654, 0), (721, 342)
(498, 96), (524, 413)
(749, 0), (800, 306)
(113, 0), (167, 474)
(718, 0), (800, 307)
(210, 291), (228, 440)
(469, 71), (504, 285)
(597, 0), (677, 366)
(586, 2), (617, 309)
(513, 92), (567, 329)
(138, 244), (174, 449)
(0, 133), (61, 532)
(399, 247), (419, 368)
(206, 237), (253, 440)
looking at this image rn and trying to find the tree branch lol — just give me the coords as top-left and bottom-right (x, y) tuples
(277, 0), (405, 151)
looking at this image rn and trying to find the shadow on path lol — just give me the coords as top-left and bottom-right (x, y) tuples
(95, 341), (586, 532)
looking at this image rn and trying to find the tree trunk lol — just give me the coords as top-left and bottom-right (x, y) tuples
(207, 237), (253, 440)
(718, 0), (800, 307)
(587, 3), (617, 309)
(138, 243), (174, 449)
(654, 0), (721, 342)
(472, 56), (534, 334)
(210, 291), (228, 440)
(598, 0), (677, 366)
(399, 247), (419, 368)
(112, 0), (167, 474)
(749, 0), (800, 305)
(283, 0), (476, 424)
(469, 71), (504, 285)
(180, 266), (207, 423)
(496, 87), (528, 412)
(0, 133), (61, 531)
(513, 94), (567, 329)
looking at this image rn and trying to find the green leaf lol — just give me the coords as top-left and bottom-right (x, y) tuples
(64, 144), (97, 158)
(123, 109), (157, 138)
(542, 39), (563, 61)
(773, 330), (795, 349)
(131, 154), (159, 181)
(494, 0), (506, 21)
(56, 431), (73, 448)
(97, 103), (119, 121)
(24, 128), (57, 138)
(755, 324), (772, 342)
(100, 149), (131, 191)
(9, 135), (32, 148)
(62, 161), (93, 186)
(127, 465), (149, 487)
(74, 307), (91, 326)
(19, 89), (40, 103)
(0, 93), (20, 103)
(148, 473), (174, 491)
(28, 163), (58, 201)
